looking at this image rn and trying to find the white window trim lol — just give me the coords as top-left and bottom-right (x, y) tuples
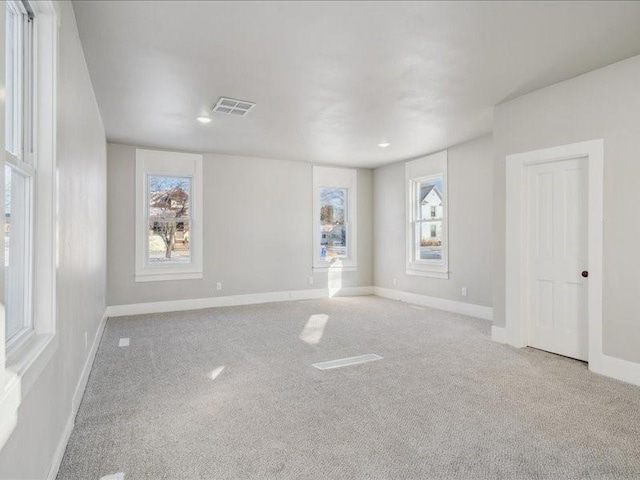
(312, 166), (357, 271)
(406, 150), (449, 279)
(1, 0), (58, 450)
(135, 149), (203, 282)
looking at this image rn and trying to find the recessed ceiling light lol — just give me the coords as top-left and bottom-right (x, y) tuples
(378, 142), (390, 148)
(197, 116), (212, 124)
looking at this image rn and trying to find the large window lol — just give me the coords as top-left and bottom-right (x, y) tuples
(1, 0), (57, 450)
(135, 149), (203, 282)
(406, 151), (449, 278)
(313, 166), (357, 270)
(5, 0), (35, 348)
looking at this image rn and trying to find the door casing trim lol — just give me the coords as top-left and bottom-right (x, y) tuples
(505, 139), (604, 370)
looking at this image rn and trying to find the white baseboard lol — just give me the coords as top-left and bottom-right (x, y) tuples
(47, 311), (108, 480)
(492, 326), (640, 387)
(72, 313), (108, 414)
(47, 414), (74, 480)
(590, 353), (640, 387)
(373, 287), (493, 321)
(40, 287), (640, 480)
(106, 286), (375, 317)
(491, 326), (507, 344)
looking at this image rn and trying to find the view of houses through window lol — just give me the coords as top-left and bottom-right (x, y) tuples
(319, 187), (347, 260)
(147, 175), (191, 264)
(416, 176), (444, 261)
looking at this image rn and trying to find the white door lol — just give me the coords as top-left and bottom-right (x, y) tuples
(526, 157), (588, 361)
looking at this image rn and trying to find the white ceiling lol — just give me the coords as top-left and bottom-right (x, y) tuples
(73, 1), (640, 168)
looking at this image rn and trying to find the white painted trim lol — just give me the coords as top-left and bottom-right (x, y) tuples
(47, 311), (108, 480)
(71, 313), (108, 415)
(46, 414), (73, 480)
(134, 272), (203, 283)
(312, 266), (357, 273)
(505, 140), (609, 370)
(405, 269), (449, 279)
(590, 353), (640, 387)
(0, 372), (21, 453)
(33, 0), (58, 340)
(106, 286), (375, 317)
(0, 0), (58, 452)
(312, 166), (358, 270)
(135, 149), (204, 282)
(490, 330), (640, 387)
(405, 151), (449, 278)
(491, 326), (507, 344)
(373, 287), (492, 321)
(5, 333), (57, 398)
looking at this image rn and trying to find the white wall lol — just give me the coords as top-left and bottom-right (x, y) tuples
(0, 2), (107, 478)
(493, 54), (640, 364)
(373, 135), (493, 308)
(107, 143), (373, 306)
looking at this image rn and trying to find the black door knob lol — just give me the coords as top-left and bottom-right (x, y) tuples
(581, 271), (589, 278)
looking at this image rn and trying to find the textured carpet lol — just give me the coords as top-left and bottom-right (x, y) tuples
(57, 296), (640, 479)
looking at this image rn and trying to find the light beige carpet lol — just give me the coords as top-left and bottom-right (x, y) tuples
(57, 296), (640, 479)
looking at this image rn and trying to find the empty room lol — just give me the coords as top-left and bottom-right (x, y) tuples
(1, 1), (640, 479)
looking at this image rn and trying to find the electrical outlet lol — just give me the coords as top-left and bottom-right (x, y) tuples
(393, 278), (397, 287)
(308, 276), (314, 286)
(461, 287), (468, 297)
(84, 331), (88, 350)
(216, 282), (222, 291)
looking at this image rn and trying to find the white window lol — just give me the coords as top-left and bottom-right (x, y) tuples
(313, 166), (357, 271)
(4, 1), (35, 349)
(4, 0), (57, 353)
(406, 151), (449, 278)
(135, 149), (203, 282)
(2, 0), (57, 449)
(4, 165), (32, 346)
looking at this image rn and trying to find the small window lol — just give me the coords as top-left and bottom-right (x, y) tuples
(406, 151), (449, 278)
(136, 150), (203, 282)
(415, 176), (444, 261)
(313, 166), (357, 270)
(319, 187), (347, 260)
(147, 175), (192, 264)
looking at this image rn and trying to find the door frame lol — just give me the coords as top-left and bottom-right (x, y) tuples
(505, 139), (604, 368)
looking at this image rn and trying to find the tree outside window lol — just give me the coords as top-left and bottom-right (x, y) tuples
(147, 175), (191, 264)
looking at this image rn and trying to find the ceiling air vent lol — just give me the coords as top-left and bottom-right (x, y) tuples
(212, 97), (256, 117)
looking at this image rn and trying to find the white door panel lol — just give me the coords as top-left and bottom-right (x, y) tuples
(526, 157), (588, 360)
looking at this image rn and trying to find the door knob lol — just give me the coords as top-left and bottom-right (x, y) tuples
(581, 271), (589, 278)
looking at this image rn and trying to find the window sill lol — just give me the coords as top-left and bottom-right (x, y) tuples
(313, 265), (357, 273)
(0, 331), (58, 450)
(406, 268), (449, 279)
(135, 272), (203, 282)
(0, 371), (20, 450)
(6, 332), (57, 398)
